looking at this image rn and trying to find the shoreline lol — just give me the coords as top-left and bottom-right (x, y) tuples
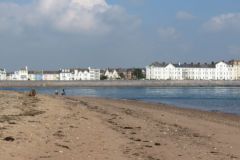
(2, 80), (240, 87)
(80, 96), (240, 125)
(2, 88), (240, 116)
(1, 91), (240, 160)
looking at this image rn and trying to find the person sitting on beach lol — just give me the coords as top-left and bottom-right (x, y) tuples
(61, 89), (66, 96)
(28, 89), (36, 97)
(55, 90), (59, 95)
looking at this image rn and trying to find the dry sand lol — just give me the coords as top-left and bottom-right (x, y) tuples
(0, 91), (240, 160)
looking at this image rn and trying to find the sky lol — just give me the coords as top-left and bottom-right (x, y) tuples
(0, 0), (240, 71)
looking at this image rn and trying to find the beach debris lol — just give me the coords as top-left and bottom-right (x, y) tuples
(147, 156), (159, 160)
(8, 121), (16, 125)
(129, 137), (141, 142)
(3, 136), (15, 142)
(81, 117), (88, 120)
(53, 130), (65, 138)
(39, 155), (51, 159)
(0, 127), (7, 130)
(80, 101), (88, 106)
(69, 125), (78, 128)
(210, 151), (219, 154)
(55, 143), (70, 150)
(20, 110), (45, 117)
(132, 153), (140, 156)
(28, 89), (36, 97)
(154, 142), (161, 146)
(134, 138), (141, 142)
(229, 155), (238, 159)
(192, 133), (200, 137)
(144, 145), (153, 148)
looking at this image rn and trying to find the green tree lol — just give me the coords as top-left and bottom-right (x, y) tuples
(133, 69), (144, 80)
(119, 73), (125, 79)
(100, 75), (107, 80)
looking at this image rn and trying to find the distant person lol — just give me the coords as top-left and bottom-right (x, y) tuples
(55, 90), (59, 95)
(28, 89), (36, 97)
(61, 89), (66, 96)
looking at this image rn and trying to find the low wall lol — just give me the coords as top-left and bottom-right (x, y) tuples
(1, 80), (240, 88)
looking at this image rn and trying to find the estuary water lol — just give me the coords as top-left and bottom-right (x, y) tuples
(2, 87), (240, 115)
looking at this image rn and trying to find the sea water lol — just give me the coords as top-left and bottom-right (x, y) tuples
(2, 87), (240, 115)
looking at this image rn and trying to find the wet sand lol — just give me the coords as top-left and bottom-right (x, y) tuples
(0, 91), (240, 160)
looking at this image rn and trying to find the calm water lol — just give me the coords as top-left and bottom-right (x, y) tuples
(1, 87), (240, 115)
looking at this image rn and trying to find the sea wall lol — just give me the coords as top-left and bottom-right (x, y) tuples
(1, 80), (240, 88)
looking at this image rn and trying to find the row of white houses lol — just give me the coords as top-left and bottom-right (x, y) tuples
(0, 67), (100, 81)
(0, 67), (141, 81)
(60, 68), (101, 81)
(146, 60), (240, 80)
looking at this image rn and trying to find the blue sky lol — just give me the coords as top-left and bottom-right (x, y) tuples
(0, 0), (239, 70)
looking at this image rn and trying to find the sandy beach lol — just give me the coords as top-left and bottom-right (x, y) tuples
(0, 91), (240, 160)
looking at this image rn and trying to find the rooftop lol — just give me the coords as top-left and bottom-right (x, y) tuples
(150, 61), (225, 68)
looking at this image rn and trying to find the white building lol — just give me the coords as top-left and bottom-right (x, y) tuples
(89, 68), (101, 80)
(60, 69), (73, 81)
(60, 67), (100, 81)
(215, 62), (234, 80)
(74, 67), (100, 80)
(43, 71), (60, 81)
(28, 71), (43, 81)
(230, 60), (240, 80)
(146, 62), (183, 80)
(0, 69), (7, 80)
(104, 69), (120, 80)
(28, 72), (36, 81)
(8, 66), (29, 81)
(74, 69), (90, 80)
(146, 61), (239, 80)
(6, 73), (14, 81)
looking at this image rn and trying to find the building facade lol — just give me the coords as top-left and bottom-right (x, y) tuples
(60, 69), (74, 81)
(88, 68), (101, 80)
(0, 69), (7, 80)
(146, 61), (240, 80)
(104, 69), (120, 80)
(229, 60), (240, 80)
(60, 67), (100, 81)
(8, 66), (29, 81)
(43, 71), (60, 81)
(28, 71), (43, 81)
(74, 69), (89, 80)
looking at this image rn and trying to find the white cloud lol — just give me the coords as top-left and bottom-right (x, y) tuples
(0, 0), (140, 34)
(204, 13), (240, 32)
(158, 27), (179, 40)
(176, 11), (195, 20)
